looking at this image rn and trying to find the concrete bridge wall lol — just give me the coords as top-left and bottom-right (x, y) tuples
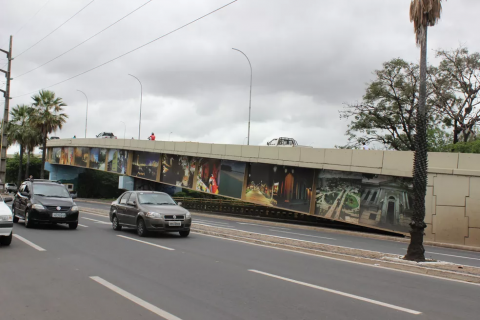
(46, 138), (480, 248)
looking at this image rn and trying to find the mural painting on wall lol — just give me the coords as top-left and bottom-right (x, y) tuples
(245, 163), (313, 213)
(218, 160), (246, 199)
(52, 148), (61, 164)
(132, 151), (159, 181)
(60, 147), (74, 165)
(74, 148), (89, 167)
(161, 154), (196, 188)
(315, 170), (413, 232)
(89, 148), (107, 170)
(196, 158), (221, 194)
(107, 149), (128, 174)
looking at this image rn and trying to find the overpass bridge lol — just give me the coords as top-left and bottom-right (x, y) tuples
(46, 138), (480, 248)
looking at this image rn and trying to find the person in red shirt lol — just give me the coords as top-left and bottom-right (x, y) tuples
(148, 132), (156, 141)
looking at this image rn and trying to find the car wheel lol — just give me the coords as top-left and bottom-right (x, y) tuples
(69, 222), (78, 230)
(137, 219), (148, 237)
(24, 211), (34, 228)
(112, 215), (122, 231)
(179, 230), (190, 237)
(0, 233), (12, 246)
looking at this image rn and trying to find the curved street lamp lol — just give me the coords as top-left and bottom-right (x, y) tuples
(128, 74), (143, 140)
(77, 90), (88, 138)
(232, 48), (252, 145)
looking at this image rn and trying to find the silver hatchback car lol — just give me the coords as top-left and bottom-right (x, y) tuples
(109, 191), (192, 237)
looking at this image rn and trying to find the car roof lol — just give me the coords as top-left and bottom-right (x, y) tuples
(133, 191), (168, 195)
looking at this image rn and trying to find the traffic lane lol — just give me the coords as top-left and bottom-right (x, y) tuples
(37, 215), (480, 320)
(193, 215), (480, 266)
(13, 220), (426, 320)
(0, 234), (163, 320)
(76, 208), (480, 267)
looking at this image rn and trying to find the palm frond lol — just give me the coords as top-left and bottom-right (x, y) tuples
(410, 0), (445, 45)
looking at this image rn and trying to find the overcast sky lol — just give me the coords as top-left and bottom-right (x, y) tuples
(1, 0), (479, 153)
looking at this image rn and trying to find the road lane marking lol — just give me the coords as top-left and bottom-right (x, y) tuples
(248, 269), (422, 315)
(195, 221), (232, 227)
(117, 235), (175, 251)
(193, 232), (480, 287)
(269, 229), (336, 240)
(13, 234), (46, 251)
(82, 217), (111, 225)
(194, 223), (240, 230)
(81, 211), (111, 218)
(400, 248), (480, 261)
(195, 219), (230, 226)
(90, 276), (182, 320)
(78, 224), (88, 228)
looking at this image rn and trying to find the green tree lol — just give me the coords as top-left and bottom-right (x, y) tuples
(6, 154), (47, 184)
(340, 59), (440, 151)
(404, 0), (445, 262)
(31, 90), (68, 179)
(7, 104), (35, 186)
(430, 47), (480, 143)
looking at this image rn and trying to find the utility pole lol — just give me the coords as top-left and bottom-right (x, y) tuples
(0, 36), (12, 191)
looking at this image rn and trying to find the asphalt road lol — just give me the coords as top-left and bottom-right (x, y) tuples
(1, 206), (480, 320)
(77, 200), (480, 268)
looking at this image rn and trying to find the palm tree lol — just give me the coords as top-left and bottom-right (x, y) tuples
(404, 0), (444, 262)
(31, 90), (68, 179)
(24, 118), (42, 179)
(7, 104), (32, 186)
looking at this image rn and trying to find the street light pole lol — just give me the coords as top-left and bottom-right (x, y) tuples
(77, 90), (88, 138)
(128, 74), (143, 140)
(120, 121), (126, 140)
(232, 48), (252, 145)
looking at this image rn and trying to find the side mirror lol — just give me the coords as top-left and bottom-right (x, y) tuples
(71, 194), (77, 199)
(177, 202), (182, 207)
(127, 200), (136, 206)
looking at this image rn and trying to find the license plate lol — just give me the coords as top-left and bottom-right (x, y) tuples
(52, 212), (66, 218)
(168, 221), (181, 227)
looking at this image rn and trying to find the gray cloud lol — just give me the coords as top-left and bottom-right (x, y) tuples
(2, 0), (480, 152)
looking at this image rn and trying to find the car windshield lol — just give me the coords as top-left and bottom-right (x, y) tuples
(138, 193), (176, 205)
(33, 184), (71, 198)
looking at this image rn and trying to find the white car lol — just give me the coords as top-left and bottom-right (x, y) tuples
(0, 197), (13, 246)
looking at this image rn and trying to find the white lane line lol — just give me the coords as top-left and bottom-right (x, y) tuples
(90, 276), (182, 320)
(269, 229), (336, 240)
(117, 235), (175, 251)
(13, 234), (46, 251)
(195, 221), (231, 227)
(249, 270), (422, 315)
(81, 211), (110, 218)
(195, 223), (240, 230)
(193, 232), (480, 287)
(82, 217), (111, 225)
(401, 248), (480, 261)
(195, 219), (230, 226)
(78, 224), (89, 228)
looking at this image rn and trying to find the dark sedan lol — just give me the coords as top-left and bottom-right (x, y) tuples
(109, 191), (192, 237)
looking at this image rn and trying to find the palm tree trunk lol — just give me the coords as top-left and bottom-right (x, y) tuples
(25, 149), (31, 179)
(40, 130), (46, 179)
(17, 146), (24, 187)
(405, 25), (428, 262)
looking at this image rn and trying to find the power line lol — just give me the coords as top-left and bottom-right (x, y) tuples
(15, 0), (154, 79)
(0, 0), (52, 47)
(12, 0), (238, 99)
(14, 0), (97, 60)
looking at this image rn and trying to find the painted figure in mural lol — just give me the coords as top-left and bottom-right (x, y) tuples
(209, 174), (219, 194)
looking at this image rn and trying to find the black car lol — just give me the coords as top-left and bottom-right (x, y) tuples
(12, 179), (79, 229)
(109, 191), (192, 237)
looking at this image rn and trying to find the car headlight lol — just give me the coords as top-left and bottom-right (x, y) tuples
(185, 211), (191, 219)
(32, 204), (45, 210)
(145, 212), (163, 219)
(71, 206), (79, 212)
(0, 214), (12, 221)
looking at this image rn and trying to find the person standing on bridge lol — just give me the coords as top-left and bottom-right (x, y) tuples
(148, 132), (156, 141)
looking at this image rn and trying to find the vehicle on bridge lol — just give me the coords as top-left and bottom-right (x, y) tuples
(96, 132), (117, 139)
(0, 196), (13, 246)
(12, 179), (79, 229)
(267, 137), (311, 147)
(109, 191), (192, 237)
